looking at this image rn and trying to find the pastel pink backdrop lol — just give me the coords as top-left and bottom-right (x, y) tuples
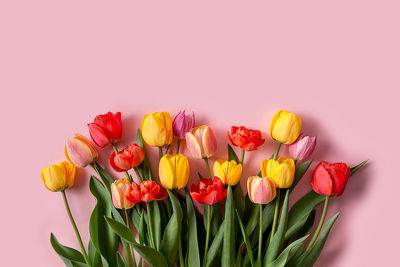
(1, 1), (398, 266)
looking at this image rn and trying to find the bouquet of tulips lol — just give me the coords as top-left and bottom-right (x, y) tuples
(41, 110), (367, 267)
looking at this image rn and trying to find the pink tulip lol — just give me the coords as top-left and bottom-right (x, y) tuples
(65, 134), (98, 167)
(185, 125), (217, 159)
(172, 110), (195, 138)
(111, 179), (140, 209)
(247, 176), (276, 204)
(288, 134), (316, 161)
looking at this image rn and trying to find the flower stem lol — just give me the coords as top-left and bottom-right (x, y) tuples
(203, 204), (211, 266)
(158, 146), (163, 161)
(258, 204), (263, 267)
(178, 232), (185, 267)
(306, 195), (330, 251)
(176, 139), (181, 154)
(273, 142), (282, 160)
(204, 158), (212, 178)
(240, 150), (245, 164)
(133, 167), (143, 182)
(146, 202), (156, 248)
(123, 209), (133, 267)
(61, 190), (90, 265)
(269, 189), (281, 244)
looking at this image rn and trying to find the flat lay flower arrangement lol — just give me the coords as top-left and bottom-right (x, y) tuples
(41, 110), (367, 267)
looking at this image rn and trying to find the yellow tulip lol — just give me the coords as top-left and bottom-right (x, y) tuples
(213, 160), (243, 186)
(142, 112), (173, 147)
(270, 110), (302, 144)
(159, 154), (190, 190)
(261, 157), (295, 188)
(41, 161), (76, 192)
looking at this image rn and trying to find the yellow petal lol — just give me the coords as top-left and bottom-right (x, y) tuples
(159, 154), (175, 189)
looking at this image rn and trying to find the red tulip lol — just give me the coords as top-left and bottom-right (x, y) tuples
(227, 126), (265, 151)
(109, 144), (145, 172)
(88, 112), (122, 147)
(139, 180), (168, 202)
(311, 161), (350, 196)
(125, 182), (142, 205)
(190, 177), (227, 205)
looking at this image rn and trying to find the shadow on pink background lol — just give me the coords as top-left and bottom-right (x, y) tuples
(0, 1), (398, 266)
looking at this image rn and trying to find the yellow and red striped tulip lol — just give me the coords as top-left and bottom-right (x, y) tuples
(141, 112), (173, 147)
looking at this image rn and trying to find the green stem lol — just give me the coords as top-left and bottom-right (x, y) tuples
(61, 190), (90, 265)
(133, 167), (143, 182)
(270, 189), (281, 244)
(176, 139), (181, 154)
(123, 209), (133, 267)
(240, 150), (245, 164)
(258, 204), (263, 267)
(204, 158), (212, 178)
(203, 204), (211, 266)
(306, 195), (330, 251)
(273, 142), (282, 160)
(146, 202), (156, 248)
(158, 146), (163, 161)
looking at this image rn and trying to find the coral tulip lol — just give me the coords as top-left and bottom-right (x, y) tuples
(261, 157), (295, 188)
(190, 177), (227, 205)
(88, 112), (122, 147)
(227, 126), (265, 151)
(185, 125), (217, 159)
(141, 112), (173, 147)
(213, 160), (243, 186)
(140, 180), (168, 202)
(65, 134), (98, 167)
(159, 154), (190, 190)
(41, 161), (76, 192)
(110, 143), (145, 172)
(270, 110), (302, 144)
(247, 176), (276, 204)
(288, 134), (317, 161)
(111, 179), (139, 209)
(172, 110), (195, 138)
(311, 161), (350, 196)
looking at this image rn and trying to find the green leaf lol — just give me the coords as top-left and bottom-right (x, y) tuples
(233, 184), (245, 217)
(205, 221), (224, 267)
(147, 201), (162, 250)
(186, 190), (201, 267)
(50, 233), (86, 264)
(105, 216), (169, 267)
(235, 210), (255, 267)
(250, 200), (275, 247)
(265, 190), (289, 264)
(350, 160), (368, 176)
(88, 240), (100, 267)
(289, 159), (313, 193)
(160, 190), (183, 266)
(222, 185), (235, 267)
(116, 252), (127, 267)
(138, 210), (146, 245)
(91, 162), (114, 192)
(136, 129), (153, 180)
(288, 210), (316, 243)
(228, 144), (240, 163)
(269, 235), (309, 267)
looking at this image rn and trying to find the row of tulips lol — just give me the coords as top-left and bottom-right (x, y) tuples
(42, 110), (367, 267)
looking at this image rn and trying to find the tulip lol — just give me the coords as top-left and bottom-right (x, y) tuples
(125, 182), (142, 204)
(159, 154), (190, 190)
(141, 112), (173, 147)
(41, 161), (76, 192)
(185, 125), (217, 159)
(227, 126), (265, 151)
(88, 112), (122, 147)
(111, 179), (139, 209)
(109, 143), (145, 172)
(261, 157), (295, 188)
(247, 176), (276, 204)
(288, 134), (316, 161)
(311, 161), (350, 196)
(65, 134), (98, 167)
(173, 110), (195, 138)
(190, 177), (227, 205)
(270, 110), (302, 144)
(140, 180), (168, 202)
(213, 160), (243, 186)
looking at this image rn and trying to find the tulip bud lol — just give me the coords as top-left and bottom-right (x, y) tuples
(88, 112), (122, 147)
(311, 161), (350, 196)
(110, 144), (145, 172)
(247, 176), (276, 204)
(261, 157), (295, 188)
(190, 177), (227, 205)
(159, 154), (190, 190)
(172, 110), (195, 139)
(111, 179), (138, 209)
(270, 110), (302, 144)
(140, 180), (168, 202)
(185, 125), (217, 159)
(213, 160), (243, 186)
(288, 134), (316, 161)
(41, 161), (76, 192)
(141, 112), (173, 147)
(227, 126), (265, 151)
(65, 134), (98, 167)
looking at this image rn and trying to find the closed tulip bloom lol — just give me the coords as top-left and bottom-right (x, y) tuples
(142, 112), (173, 147)
(41, 161), (76, 192)
(288, 134), (316, 161)
(88, 112), (122, 147)
(190, 177), (227, 205)
(140, 180), (168, 202)
(213, 160), (243, 186)
(311, 161), (350, 196)
(270, 110), (302, 144)
(65, 134), (98, 167)
(111, 179), (138, 209)
(185, 125), (217, 159)
(261, 157), (295, 188)
(159, 154), (190, 190)
(227, 126), (265, 151)
(110, 144), (145, 172)
(247, 176), (276, 204)
(173, 110), (195, 138)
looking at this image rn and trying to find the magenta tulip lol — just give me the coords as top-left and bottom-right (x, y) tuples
(288, 134), (316, 160)
(173, 110), (195, 138)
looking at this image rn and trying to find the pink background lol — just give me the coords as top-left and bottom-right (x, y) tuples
(1, 1), (398, 266)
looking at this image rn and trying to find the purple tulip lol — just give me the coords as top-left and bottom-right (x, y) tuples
(288, 134), (317, 160)
(172, 111), (195, 138)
